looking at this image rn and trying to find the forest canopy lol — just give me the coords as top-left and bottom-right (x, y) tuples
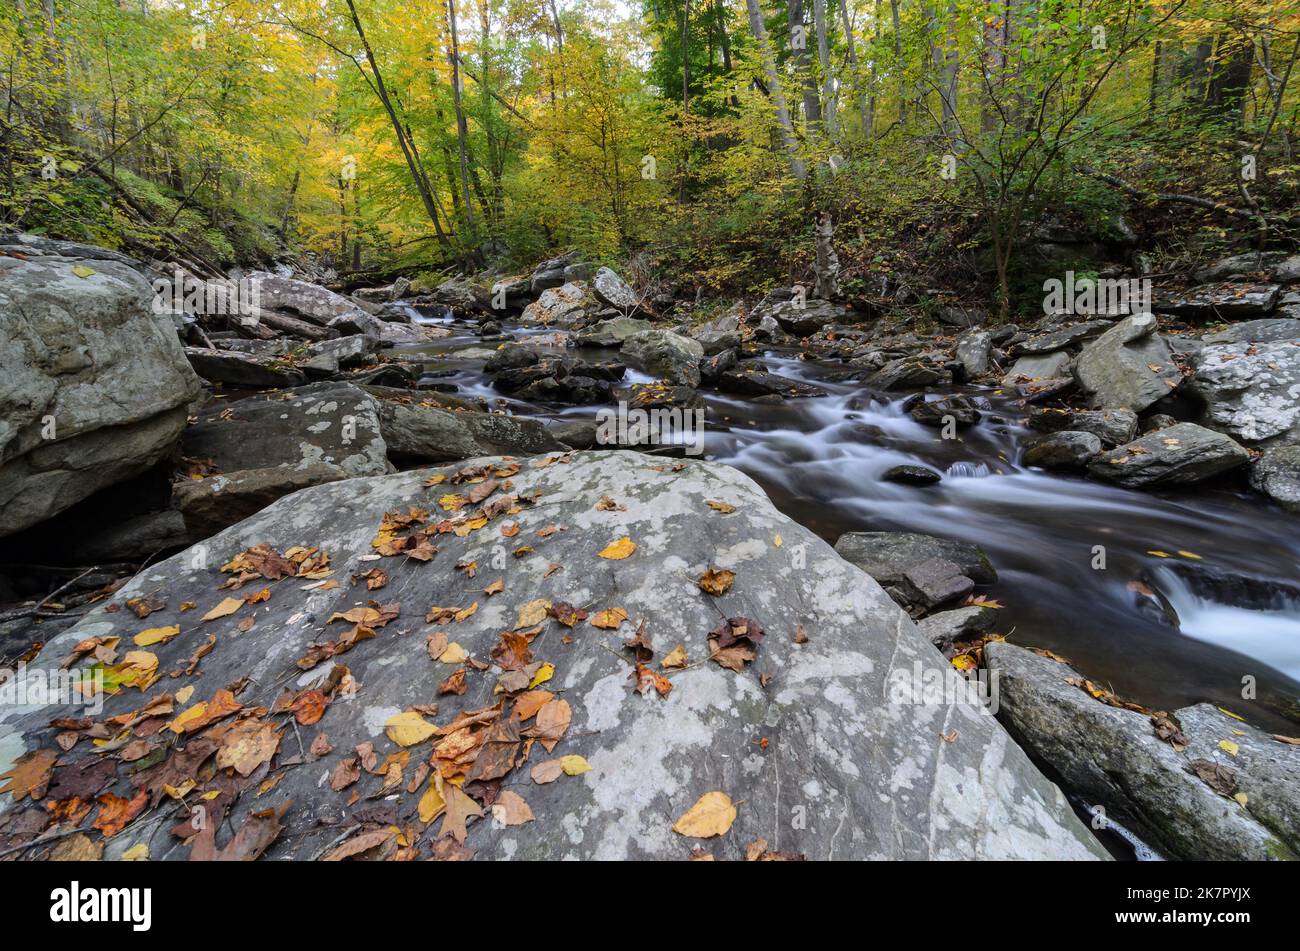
(3, 0), (1297, 311)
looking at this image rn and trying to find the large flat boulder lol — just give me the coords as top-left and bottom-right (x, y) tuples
(0, 245), (201, 536)
(1074, 315), (1181, 412)
(1087, 422), (1249, 488)
(1190, 340), (1300, 444)
(986, 641), (1298, 860)
(0, 452), (1104, 861)
(620, 330), (704, 387)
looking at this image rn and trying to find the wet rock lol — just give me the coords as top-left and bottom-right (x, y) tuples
(1155, 282), (1281, 320)
(183, 347), (308, 389)
(1249, 445), (1300, 512)
(954, 329), (992, 381)
(1023, 431), (1102, 469)
(717, 363), (828, 399)
(1140, 413), (1179, 434)
(1202, 318), (1300, 345)
(1194, 251), (1293, 284)
(0, 248), (201, 536)
(698, 348), (738, 385)
(0, 451), (1105, 861)
(915, 604), (996, 650)
(1011, 321), (1110, 356)
(985, 640), (1298, 861)
(896, 557), (976, 610)
(1074, 314), (1181, 412)
(689, 313), (743, 355)
(870, 358), (948, 390)
(1190, 340), (1300, 444)
(909, 396), (981, 428)
(769, 299), (845, 336)
(621, 330), (705, 387)
(550, 420), (600, 450)
(1088, 422), (1249, 487)
(1003, 352), (1071, 385)
(75, 510), (191, 563)
(307, 334), (378, 369)
(882, 465), (942, 486)
(529, 253), (574, 295)
(835, 532), (996, 612)
(370, 395), (563, 462)
(484, 344), (541, 373)
(1026, 407), (1138, 447)
(591, 267), (638, 311)
(576, 317), (652, 348)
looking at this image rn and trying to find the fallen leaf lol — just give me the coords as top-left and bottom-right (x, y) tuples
(202, 597), (244, 622)
(385, 711), (437, 747)
(698, 568), (735, 595)
(598, 537), (637, 560)
(672, 790), (736, 838)
(491, 790), (535, 826)
(559, 755), (591, 776)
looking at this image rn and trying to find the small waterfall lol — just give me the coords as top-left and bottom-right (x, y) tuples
(946, 461), (991, 478)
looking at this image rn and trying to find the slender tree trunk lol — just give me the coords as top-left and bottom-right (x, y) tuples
(789, 0), (821, 129)
(840, 0), (874, 137)
(446, 0), (476, 233)
(813, 0), (837, 142)
(890, 0), (905, 123)
(342, 0), (450, 245)
(745, 0), (807, 179)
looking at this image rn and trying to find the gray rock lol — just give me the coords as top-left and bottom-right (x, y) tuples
(699, 349), (739, 385)
(936, 304), (985, 328)
(1249, 445), (1300, 512)
(484, 344), (542, 373)
(766, 299), (844, 336)
(717, 363), (827, 399)
(688, 313), (743, 356)
(174, 463), (349, 540)
(307, 334), (378, 368)
(182, 382), (391, 480)
(529, 254), (573, 295)
(184, 347), (307, 390)
(870, 358), (947, 390)
(0, 451), (1106, 861)
(909, 396), (981, 428)
(954, 329), (992, 380)
(1140, 413), (1179, 434)
(621, 330), (705, 387)
(0, 249), (201, 536)
(1156, 282), (1281, 320)
(915, 605), (997, 650)
(882, 464), (942, 486)
(1191, 341), (1300, 444)
(1074, 314), (1181, 412)
(249, 273), (373, 327)
(1012, 321), (1110, 355)
(370, 397), (564, 463)
(591, 267), (638, 311)
(896, 557), (975, 610)
(1202, 318), (1300, 345)
(576, 317), (653, 348)
(1088, 422), (1249, 487)
(986, 640), (1298, 860)
(1023, 431), (1103, 469)
(1003, 352), (1071, 385)
(521, 282), (593, 328)
(433, 275), (492, 311)
(1027, 407), (1138, 447)
(550, 420), (600, 450)
(1194, 251), (1288, 283)
(835, 531), (995, 611)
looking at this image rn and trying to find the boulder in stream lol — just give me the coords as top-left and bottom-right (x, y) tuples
(1087, 422), (1249, 488)
(0, 451), (1105, 861)
(985, 640), (1299, 861)
(1073, 314), (1181, 412)
(1190, 340), (1300, 445)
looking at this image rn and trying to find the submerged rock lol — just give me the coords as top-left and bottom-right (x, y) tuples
(0, 451), (1104, 861)
(835, 532), (996, 613)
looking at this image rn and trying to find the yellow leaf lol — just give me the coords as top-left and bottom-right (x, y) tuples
(168, 702), (208, 734)
(72, 264), (96, 278)
(1233, 792), (1249, 807)
(133, 625), (180, 647)
(672, 791), (737, 838)
(440, 642), (468, 664)
(529, 663), (555, 688)
(120, 843), (150, 861)
(1177, 550), (1202, 560)
(591, 607), (629, 630)
(661, 644), (688, 669)
(1147, 550), (1170, 558)
(1218, 707), (1245, 721)
(598, 537), (637, 560)
(202, 597), (244, 621)
(418, 779), (445, 824)
(385, 711), (436, 747)
(175, 685), (194, 704)
(951, 655), (977, 671)
(559, 755), (591, 776)
(516, 598), (552, 628)
(773, 534), (783, 547)
(1218, 739), (1239, 756)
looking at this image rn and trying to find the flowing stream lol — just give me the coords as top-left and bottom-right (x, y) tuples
(404, 310), (1300, 733)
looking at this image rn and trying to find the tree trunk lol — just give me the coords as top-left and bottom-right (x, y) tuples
(446, 0), (476, 233)
(745, 0), (807, 179)
(813, 211), (840, 298)
(788, 0), (821, 129)
(813, 0), (837, 142)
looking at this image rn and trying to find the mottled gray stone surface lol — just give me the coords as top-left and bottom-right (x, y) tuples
(0, 249), (201, 535)
(1074, 315), (1181, 412)
(1191, 340), (1300, 445)
(0, 452), (1104, 861)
